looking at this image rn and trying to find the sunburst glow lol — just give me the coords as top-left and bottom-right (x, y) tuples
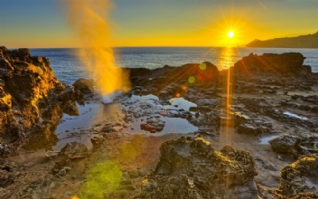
(227, 31), (234, 38)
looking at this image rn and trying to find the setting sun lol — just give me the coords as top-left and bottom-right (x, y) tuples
(227, 31), (234, 38)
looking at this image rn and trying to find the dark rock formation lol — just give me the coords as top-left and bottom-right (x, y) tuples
(246, 31), (318, 48)
(129, 62), (219, 100)
(135, 137), (258, 199)
(233, 52), (310, 76)
(72, 78), (94, 93)
(0, 46), (77, 153)
(237, 123), (271, 135)
(140, 116), (165, 133)
(270, 135), (318, 158)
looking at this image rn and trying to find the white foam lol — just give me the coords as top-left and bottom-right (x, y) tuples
(102, 95), (113, 104)
(101, 92), (121, 104)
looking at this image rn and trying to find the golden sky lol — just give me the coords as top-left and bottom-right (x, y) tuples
(0, 0), (317, 48)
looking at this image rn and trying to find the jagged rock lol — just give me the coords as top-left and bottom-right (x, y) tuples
(277, 154), (318, 198)
(73, 78), (94, 93)
(0, 46), (68, 153)
(135, 137), (258, 199)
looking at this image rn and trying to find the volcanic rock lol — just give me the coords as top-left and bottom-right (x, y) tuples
(140, 116), (165, 133)
(130, 62), (219, 99)
(237, 123), (271, 135)
(0, 46), (71, 153)
(73, 78), (94, 93)
(270, 134), (318, 157)
(233, 52), (310, 76)
(277, 154), (318, 198)
(135, 136), (258, 199)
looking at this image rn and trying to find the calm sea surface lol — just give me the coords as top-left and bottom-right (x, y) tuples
(30, 47), (318, 85)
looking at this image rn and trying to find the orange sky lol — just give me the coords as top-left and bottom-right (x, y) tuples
(1, 0), (317, 48)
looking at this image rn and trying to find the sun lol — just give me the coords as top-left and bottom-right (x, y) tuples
(227, 30), (234, 38)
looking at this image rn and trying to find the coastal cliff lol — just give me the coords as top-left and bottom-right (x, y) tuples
(0, 47), (78, 154)
(246, 31), (318, 48)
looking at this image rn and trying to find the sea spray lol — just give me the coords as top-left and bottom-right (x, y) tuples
(64, 0), (130, 103)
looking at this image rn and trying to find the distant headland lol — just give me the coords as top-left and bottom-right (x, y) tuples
(246, 31), (318, 48)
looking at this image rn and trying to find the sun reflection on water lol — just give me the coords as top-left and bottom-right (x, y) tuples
(216, 47), (237, 70)
(218, 47), (235, 146)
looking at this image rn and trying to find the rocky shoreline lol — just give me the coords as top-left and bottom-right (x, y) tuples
(1, 47), (318, 198)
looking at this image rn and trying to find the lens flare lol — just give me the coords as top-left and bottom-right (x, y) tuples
(188, 76), (195, 84)
(77, 161), (122, 199)
(199, 62), (207, 70)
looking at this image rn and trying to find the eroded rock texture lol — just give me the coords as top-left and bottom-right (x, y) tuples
(278, 154), (318, 198)
(135, 137), (258, 199)
(0, 46), (68, 152)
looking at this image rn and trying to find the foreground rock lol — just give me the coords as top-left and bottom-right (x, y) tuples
(135, 136), (258, 199)
(278, 154), (318, 198)
(259, 154), (318, 198)
(0, 46), (79, 154)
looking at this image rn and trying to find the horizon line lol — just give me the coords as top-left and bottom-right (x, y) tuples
(5, 45), (246, 49)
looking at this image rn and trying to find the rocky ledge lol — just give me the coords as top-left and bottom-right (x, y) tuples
(0, 47), (82, 154)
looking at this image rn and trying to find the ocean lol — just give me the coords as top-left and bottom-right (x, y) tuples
(30, 47), (318, 85)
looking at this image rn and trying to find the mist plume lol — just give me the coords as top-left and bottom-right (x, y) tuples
(64, 0), (130, 101)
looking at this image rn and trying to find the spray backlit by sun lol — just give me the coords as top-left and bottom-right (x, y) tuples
(64, 0), (130, 103)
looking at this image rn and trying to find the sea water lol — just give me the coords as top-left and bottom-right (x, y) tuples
(30, 47), (318, 85)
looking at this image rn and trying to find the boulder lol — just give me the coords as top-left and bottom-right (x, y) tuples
(135, 137), (258, 199)
(73, 78), (94, 93)
(269, 135), (300, 153)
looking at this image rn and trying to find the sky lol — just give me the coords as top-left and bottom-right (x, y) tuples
(0, 0), (317, 48)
